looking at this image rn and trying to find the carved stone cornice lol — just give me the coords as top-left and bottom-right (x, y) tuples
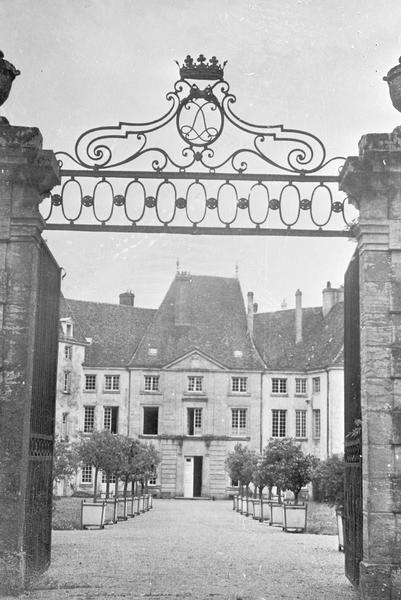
(0, 125), (60, 202)
(339, 129), (401, 223)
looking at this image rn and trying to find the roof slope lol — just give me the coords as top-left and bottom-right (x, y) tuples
(62, 299), (156, 367)
(253, 301), (344, 371)
(129, 275), (264, 370)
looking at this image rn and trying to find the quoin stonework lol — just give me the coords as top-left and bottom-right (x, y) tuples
(55, 272), (344, 499)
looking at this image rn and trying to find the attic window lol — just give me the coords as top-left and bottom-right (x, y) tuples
(61, 319), (73, 338)
(233, 350), (243, 358)
(148, 348), (158, 356)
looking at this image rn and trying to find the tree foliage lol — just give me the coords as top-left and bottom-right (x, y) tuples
(312, 454), (345, 507)
(228, 438), (319, 504)
(75, 431), (160, 500)
(52, 437), (79, 485)
(225, 443), (258, 491)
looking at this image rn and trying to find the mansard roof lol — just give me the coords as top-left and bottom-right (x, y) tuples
(61, 298), (156, 367)
(60, 276), (344, 373)
(129, 275), (265, 370)
(253, 301), (344, 371)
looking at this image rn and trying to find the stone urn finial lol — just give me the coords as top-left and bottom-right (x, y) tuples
(0, 50), (21, 125)
(384, 56), (401, 113)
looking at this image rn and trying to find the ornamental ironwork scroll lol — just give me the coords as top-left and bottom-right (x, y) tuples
(45, 55), (357, 235)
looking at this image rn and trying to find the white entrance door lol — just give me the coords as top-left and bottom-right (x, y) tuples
(183, 456), (194, 497)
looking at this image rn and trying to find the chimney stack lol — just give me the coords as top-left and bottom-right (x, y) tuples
(295, 289), (302, 343)
(322, 281), (344, 317)
(119, 291), (135, 306)
(247, 291), (254, 337)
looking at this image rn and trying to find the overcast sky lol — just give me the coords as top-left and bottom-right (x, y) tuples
(2, 0), (401, 311)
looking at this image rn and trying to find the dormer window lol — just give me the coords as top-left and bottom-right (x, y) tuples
(188, 376), (203, 392)
(233, 350), (243, 358)
(148, 348), (158, 356)
(61, 319), (73, 339)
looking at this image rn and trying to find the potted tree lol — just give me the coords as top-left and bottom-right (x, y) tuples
(252, 440), (288, 523)
(312, 454), (345, 550)
(225, 443), (243, 512)
(278, 440), (318, 533)
(77, 431), (117, 528)
(225, 444), (257, 516)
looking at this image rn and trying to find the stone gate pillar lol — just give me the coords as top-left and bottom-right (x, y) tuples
(0, 125), (59, 592)
(340, 127), (401, 599)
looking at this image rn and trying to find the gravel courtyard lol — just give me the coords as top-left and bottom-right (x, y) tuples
(19, 500), (359, 600)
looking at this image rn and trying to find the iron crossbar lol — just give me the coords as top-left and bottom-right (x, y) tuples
(43, 223), (351, 237)
(60, 169), (341, 183)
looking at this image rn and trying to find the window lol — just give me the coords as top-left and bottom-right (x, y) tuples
(313, 409), (321, 438)
(231, 377), (247, 393)
(188, 376), (203, 392)
(64, 345), (72, 360)
(102, 472), (116, 484)
(295, 410), (307, 438)
(144, 375), (159, 391)
(85, 374), (97, 391)
(272, 409), (286, 437)
(63, 371), (71, 394)
(148, 476), (157, 486)
(143, 406), (159, 435)
(62, 412), (69, 439)
(104, 406), (119, 433)
(272, 378), (287, 394)
(231, 408), (247, 435)
(231, 479), (239, 487)
(313, 377), (321, 393)
(295, 378), (307, 394)
(81, 465), (92, 483)
(187, 407), (202, 435)
(104, 374), (120, 392)
(84, 406), (95, 433)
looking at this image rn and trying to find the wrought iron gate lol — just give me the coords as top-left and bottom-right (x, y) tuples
(24, 242), (60, 579)
(344, 249), (362, 587)
(27, 54), (358, 581)
(43, 54), (356, 237)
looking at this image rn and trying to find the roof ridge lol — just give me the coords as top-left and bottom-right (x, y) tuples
(65, 297), (155, 312)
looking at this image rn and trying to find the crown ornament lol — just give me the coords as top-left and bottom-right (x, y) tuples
(177, 54), (227, 80)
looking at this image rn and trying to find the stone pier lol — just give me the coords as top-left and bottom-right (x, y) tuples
(0, 125), (59, 592)
(340, 127), (401, 599)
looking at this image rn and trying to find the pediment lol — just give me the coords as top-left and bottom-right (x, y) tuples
(164, 349), (227, 371)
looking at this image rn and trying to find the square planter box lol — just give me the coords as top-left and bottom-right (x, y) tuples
(232, 494), (239, 511)
(252, 500), (270, 521)
(134, 496), (141, 515)
(336, 508), (344, 551)
(127, 496), (136, 517)
(269, 502), (283, 527)
(117, 497), (128, 520)
(240, 497), (251, 516)
(283, 503), (308, 533)
(81, 500), (106, 530)
(104, 499), (117, 524)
